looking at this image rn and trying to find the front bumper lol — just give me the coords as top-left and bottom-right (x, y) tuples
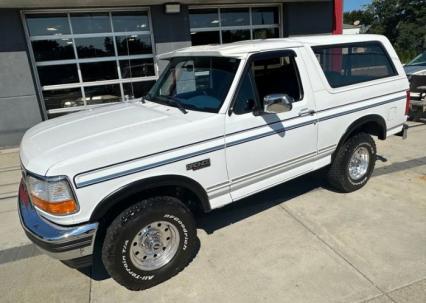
(18, 180), (98, 261)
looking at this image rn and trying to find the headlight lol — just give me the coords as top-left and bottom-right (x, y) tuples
(27, 175), (78, 215)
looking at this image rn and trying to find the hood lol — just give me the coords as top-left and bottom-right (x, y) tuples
(404, 65), (426, 76)
(20, 101), (213, 176)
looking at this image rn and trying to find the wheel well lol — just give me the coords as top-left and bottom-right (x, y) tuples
(353, 120), (386, 140)
(90, 175), (210, 228)
(334, 115), (386, 158)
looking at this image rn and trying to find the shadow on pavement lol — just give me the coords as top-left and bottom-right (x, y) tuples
(197, 169), (327, 235)
(83, 169), (327, 282)
(373, 156), (426, 177)
(78, 155), (426, 282)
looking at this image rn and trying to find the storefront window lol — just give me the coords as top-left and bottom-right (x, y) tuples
(70, 13), (111, 34)
(25, 10), (156, 118)
(84, 85), (122, 105)
(189, 6), (280, 46)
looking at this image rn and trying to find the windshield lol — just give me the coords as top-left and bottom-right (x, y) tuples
(406, 51), (426, 66)
(147, 56), (240, 113)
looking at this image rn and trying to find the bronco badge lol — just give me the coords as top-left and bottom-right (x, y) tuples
(186, 159), (211, 171)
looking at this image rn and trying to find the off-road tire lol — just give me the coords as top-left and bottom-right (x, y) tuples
(327, 132), (376, 193)
(101, 196), (198, 291)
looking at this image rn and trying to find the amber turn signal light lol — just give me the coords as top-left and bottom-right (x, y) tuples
(31, 195), (78, 215)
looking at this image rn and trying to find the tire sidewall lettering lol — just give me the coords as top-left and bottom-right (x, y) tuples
(121, 239), (155, 281)
(164, 214), (189, 250)
(119, 214), (190, 280)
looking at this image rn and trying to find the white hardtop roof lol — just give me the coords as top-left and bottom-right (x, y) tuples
(157, 34), (389, 60)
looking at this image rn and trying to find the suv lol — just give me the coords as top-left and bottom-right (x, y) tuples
(18, 35), (409, 290)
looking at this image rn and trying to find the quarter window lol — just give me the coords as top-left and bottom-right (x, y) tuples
(189, 6), (280, 46)
(24, 10), (156, 118)
(312, 42), (398, 88)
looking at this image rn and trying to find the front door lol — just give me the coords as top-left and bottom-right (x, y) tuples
(224, 49), (318, 200)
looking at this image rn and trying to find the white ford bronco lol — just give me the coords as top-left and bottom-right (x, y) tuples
(18, 34), (409, 290)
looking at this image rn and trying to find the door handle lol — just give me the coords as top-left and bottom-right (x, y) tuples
(298, 108), (315, 117)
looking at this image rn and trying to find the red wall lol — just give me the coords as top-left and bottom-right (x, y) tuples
(333, 0), (343, 34)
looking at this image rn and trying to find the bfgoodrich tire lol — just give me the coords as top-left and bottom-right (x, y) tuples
(327, 132), (376, 193)
(101, 196), (198, 291)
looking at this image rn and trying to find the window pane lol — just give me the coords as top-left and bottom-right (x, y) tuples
(221, 8), (249, 27)
(120, 59), (155, 78)
(32, 39), (75, 61)
(233, 72), (255, 115)
(112, 11), (149, 32)
(123, 81), (155, 99)
(222, 30), (250, 43)
(191, 31), (220, 46)
(150, 57), (240, 113)
(312, 43), (397, 88)
(26, 10), (157, 118)
(43, 88), (83, 110)
(84, 84), (121, 105)
(350, 46), (395, 76)
(116, 35), (152, 55)
(70, 13), (111, 34)
(38, 64), (79, 86)
(252, 7), (279, 25)
(75, 37), (115, 58)
(189, 9), (219, 28)
(80, 61), (118, 82)
(253, 28), (279, 39)
(26, 14), (70, 36)
(252, 56), (302, 101)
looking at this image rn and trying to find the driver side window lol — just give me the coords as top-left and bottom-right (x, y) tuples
(252, 55), (303, 102)
(233, 53), (304, 115)
(233, 71), (256, 115)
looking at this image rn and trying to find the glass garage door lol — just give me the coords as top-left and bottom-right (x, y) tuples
(189, 6), (281, 46)
(24, 10), (156, 118)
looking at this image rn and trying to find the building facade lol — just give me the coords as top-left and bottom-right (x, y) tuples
(0, 0), (341, 148)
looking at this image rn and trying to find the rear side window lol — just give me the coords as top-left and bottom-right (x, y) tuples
(312, 42), (397, 88)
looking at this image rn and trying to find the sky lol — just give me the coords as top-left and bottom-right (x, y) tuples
(344, 0), (372, 12)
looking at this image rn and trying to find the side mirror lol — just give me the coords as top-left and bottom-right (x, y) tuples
(263, 94), (294, 114)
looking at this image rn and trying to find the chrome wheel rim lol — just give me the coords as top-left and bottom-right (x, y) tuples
(348, 146), (370, 180)
(129, 221), (180, 271)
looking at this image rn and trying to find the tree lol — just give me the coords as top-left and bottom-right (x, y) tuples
(343, 10), (373, 26)
(346, 0), (426, 62)
(368, 0), (426, 62)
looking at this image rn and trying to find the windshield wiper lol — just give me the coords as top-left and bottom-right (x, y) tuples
(159, 95), (188, 114)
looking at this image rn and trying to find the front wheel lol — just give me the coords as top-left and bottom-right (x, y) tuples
(101, 196), (198, 290)
(327, 132), (376, 193)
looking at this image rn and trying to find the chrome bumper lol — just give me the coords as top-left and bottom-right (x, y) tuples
(18, 181), (98, 261)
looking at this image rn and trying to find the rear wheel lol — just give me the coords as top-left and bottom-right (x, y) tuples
(327, 133), (376, 192)
(101, 196), (198, 290)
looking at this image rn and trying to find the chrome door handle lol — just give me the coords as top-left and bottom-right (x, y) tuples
(298, 108), (315, 116)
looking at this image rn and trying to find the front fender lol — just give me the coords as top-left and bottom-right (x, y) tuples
(89, 174), (210, 222)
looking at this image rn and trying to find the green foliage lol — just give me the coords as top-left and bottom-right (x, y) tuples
(343, 10), (373, 26)
(346, 0), (426, 63)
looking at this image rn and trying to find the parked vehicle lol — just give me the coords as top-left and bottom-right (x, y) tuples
(18, 34), (409, 290)
(404, 51), (426, 77)
(408, 74), (426, 120)
(404, 52), (426, 120)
